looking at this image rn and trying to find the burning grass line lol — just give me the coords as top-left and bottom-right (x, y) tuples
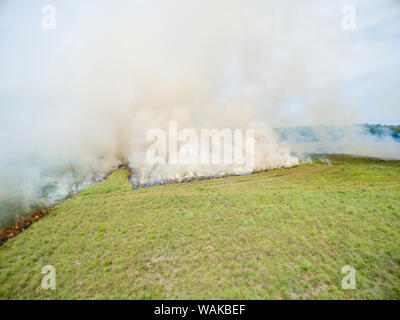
(0, 166), (126, 246)
(0, 163), (293, 246)
(0, 208), (50, 246)
(127, 171), (242, 190)
(126, 166), (296, 190)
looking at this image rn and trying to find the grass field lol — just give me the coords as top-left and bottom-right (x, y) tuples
(0, 155), (399, 299)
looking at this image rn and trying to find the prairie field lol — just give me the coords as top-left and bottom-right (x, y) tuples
(0, 155), (399, 299)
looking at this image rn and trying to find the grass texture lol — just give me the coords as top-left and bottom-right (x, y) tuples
(1, 155), (399, 299)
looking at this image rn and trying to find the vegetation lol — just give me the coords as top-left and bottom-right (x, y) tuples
(274, 124), (400, 142)
(363, 124), (400, 141)
(0, 155), (399, 299)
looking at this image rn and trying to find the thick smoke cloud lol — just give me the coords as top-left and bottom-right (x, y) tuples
(0, 0), (399, 226)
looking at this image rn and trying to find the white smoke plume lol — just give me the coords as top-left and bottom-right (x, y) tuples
(0, 0), (399, 226)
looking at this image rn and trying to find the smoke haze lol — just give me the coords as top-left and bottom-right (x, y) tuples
(1, 0), (400, 226)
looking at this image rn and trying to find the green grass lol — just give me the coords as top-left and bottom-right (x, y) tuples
(1, 155), (399, 299)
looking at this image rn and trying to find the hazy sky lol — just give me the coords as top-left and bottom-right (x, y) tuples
(1, 0), (399, 126)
